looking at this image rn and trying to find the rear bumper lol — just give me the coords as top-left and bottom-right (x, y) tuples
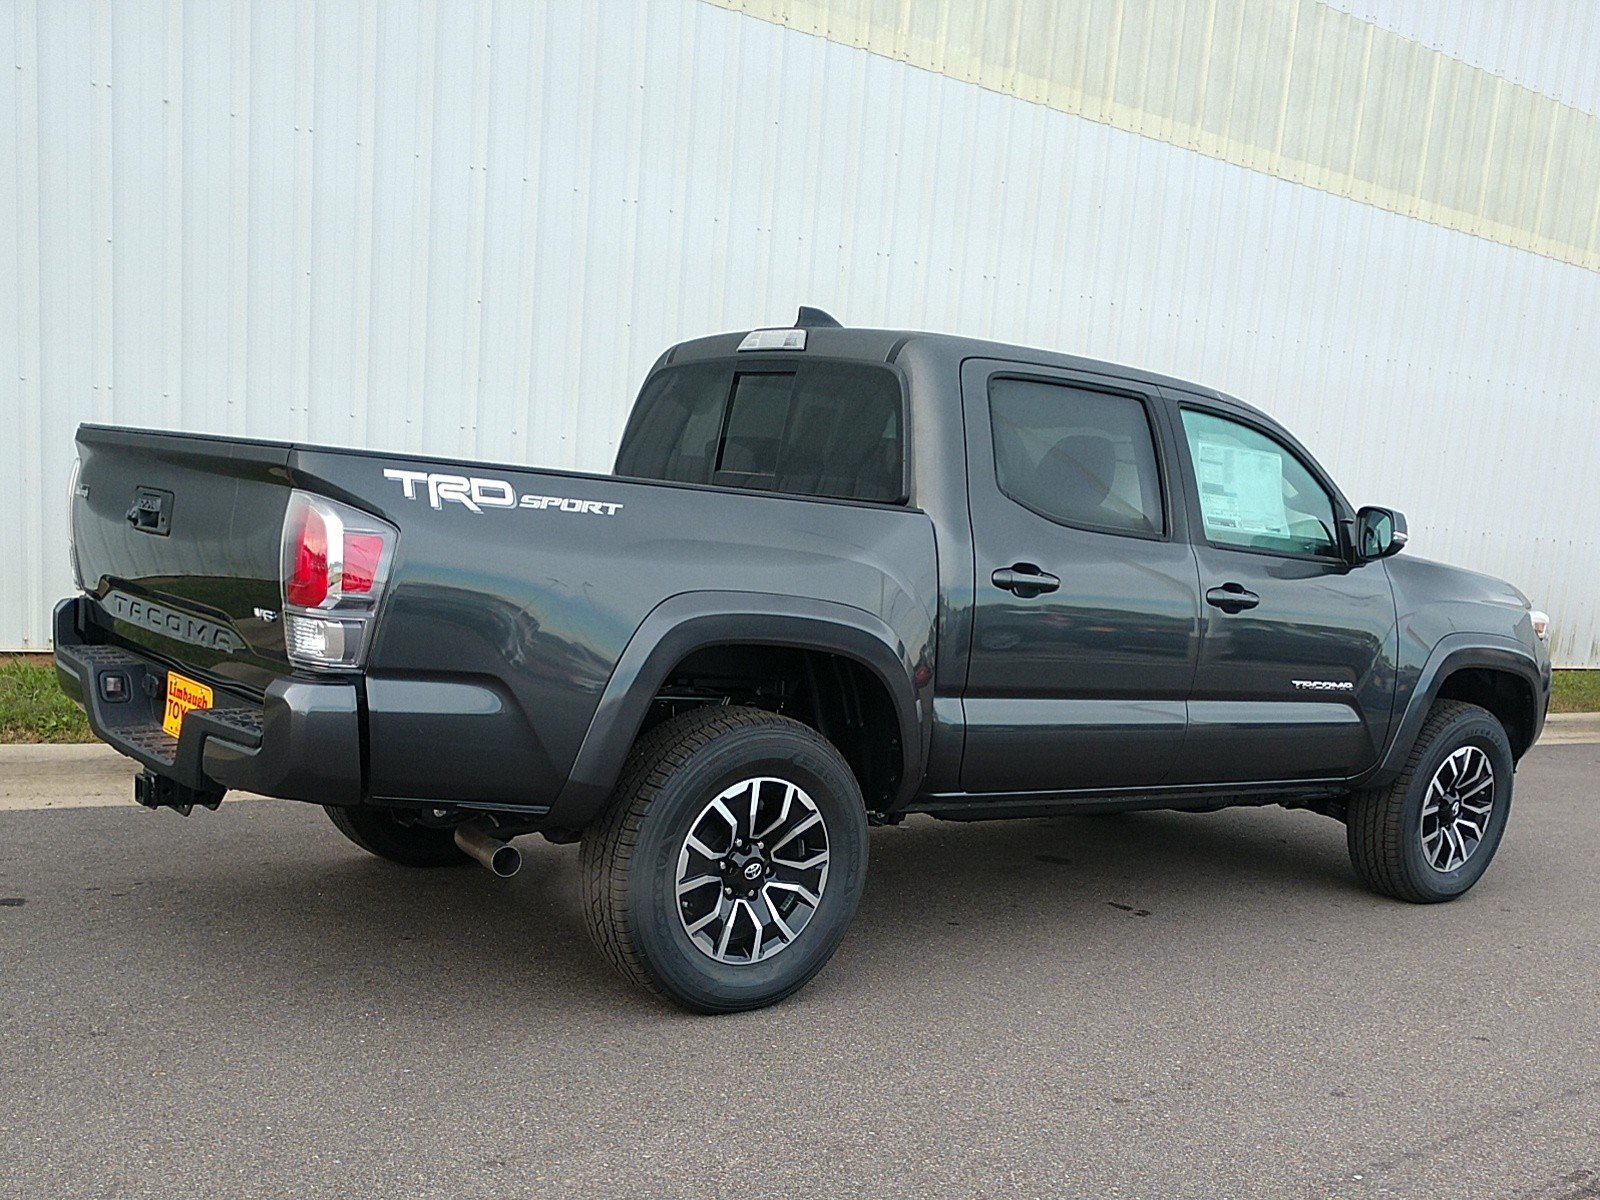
(53, 597), (362, 804)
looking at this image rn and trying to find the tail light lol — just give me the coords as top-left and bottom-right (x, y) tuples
(67, 456), (84, 589)
(280, 491), (398, 671)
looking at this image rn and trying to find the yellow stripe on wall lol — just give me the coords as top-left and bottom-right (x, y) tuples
(701, 0), (1600, 273)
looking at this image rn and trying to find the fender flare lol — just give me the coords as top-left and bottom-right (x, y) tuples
(1358, 633), (1545, 790)
(548, 591), (930, 827)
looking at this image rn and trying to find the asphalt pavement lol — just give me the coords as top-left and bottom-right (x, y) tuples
(1, 738), (1597, 1199)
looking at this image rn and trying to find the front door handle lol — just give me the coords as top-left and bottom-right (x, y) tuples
(1205, 583), (1260, 613)
(992, 563), (1060, 597)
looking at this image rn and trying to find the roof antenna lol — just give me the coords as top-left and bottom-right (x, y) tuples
(795, 306), (842, 329)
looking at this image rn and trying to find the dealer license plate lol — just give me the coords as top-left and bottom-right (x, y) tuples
(162, 671), (213, 738)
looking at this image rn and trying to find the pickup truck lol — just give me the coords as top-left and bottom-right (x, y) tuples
(56, 310), (1552, 1012)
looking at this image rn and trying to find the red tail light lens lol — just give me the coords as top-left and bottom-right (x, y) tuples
(285, 506), (330, 607)
(280, 491), (398, 670)
(341, 533), (384, 595)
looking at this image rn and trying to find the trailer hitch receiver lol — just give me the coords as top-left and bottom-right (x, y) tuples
(134, 770), (224, 816)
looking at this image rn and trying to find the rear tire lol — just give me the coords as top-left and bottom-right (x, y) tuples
(323, 805), (471, 868)
(581, 705), (869, 1013)
(1346, 700), (1514, 903)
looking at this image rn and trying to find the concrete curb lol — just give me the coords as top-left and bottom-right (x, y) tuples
(0, 743), (266, 811)
(1536, 712), (1600, 744)
(0, 742), (126, 764)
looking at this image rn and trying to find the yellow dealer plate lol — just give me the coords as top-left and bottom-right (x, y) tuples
(162, 671), (213, 738)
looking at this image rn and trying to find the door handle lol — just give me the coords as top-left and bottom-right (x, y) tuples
(1205, 583), (1260, 613)
(992, 563), (1060, 597)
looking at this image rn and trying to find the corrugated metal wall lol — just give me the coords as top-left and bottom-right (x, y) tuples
(709, 0), (1600, 271)
(4, 0), (1598, 664)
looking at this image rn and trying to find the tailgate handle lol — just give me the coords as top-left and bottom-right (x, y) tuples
(126, 487), (174, 536)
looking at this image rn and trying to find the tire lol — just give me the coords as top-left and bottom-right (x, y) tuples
(323, 805), (471, 868)
(581, 705), (869, 1014)
(1347, 700), (1515, 903)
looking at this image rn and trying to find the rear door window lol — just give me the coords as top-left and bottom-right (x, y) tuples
(988, 377), (1166, 537)
(616, 361), (904, 503)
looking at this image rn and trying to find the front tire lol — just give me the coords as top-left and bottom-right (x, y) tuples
(581, 706), (869, 1013)
(1347, 700), (1514, 903)
(324, 805), (471, 868)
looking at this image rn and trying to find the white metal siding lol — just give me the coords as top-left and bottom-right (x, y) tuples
(1322, 1), (1600, 114)
(4, 0), (1598, 665)
(707, 0), (1600, 271)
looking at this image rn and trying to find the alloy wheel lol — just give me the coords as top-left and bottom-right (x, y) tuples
(675, 777), (831, 964)
(1419, 745), (1495, 873)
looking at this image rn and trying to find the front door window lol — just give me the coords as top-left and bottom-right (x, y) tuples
(1180, 409), (1339, 558)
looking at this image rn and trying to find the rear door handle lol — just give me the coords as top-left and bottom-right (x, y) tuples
(992, 563), (1060, 597)
(1205, 583), (1260, 613)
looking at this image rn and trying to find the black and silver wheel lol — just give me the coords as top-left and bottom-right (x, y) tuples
(324, 805), (471, 868)
(581, 705), (868, 1013)
(1347, 700), (1514, 903)
(676, 775), (831, 964)
(1417, 745), (1496, 873)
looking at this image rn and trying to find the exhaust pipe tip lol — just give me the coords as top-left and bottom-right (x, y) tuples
(484, 841), (522, 878)
(454, 820), (522, 878)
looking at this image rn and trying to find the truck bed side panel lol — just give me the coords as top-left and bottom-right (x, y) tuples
(291, 449), (939, 806)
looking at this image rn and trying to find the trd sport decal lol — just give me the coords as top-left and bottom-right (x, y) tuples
(383, 469), (623, 516)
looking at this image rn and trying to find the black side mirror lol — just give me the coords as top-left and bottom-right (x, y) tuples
(1355, 506), (1407, 561)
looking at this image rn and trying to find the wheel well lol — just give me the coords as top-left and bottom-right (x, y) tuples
(1435, 667), (1537, 758)
(643, 644), (903, 810)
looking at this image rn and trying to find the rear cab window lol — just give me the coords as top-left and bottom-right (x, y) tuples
(615, 360), (906, 503)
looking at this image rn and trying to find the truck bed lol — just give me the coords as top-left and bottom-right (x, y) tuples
(63, 426), (938, 816)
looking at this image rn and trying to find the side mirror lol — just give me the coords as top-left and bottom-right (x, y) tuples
(1355, 506), (1407, 561)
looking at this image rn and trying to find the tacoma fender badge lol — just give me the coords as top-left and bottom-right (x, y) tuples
(1291, 679), (1354, 692)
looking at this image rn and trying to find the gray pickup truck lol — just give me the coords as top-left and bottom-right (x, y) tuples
(56, 311), (1551, 1012)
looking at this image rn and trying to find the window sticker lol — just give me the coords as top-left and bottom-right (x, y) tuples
(1193, 439), (1290, 538)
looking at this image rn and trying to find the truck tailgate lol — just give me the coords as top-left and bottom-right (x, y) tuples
(72, 426), (294, 695)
